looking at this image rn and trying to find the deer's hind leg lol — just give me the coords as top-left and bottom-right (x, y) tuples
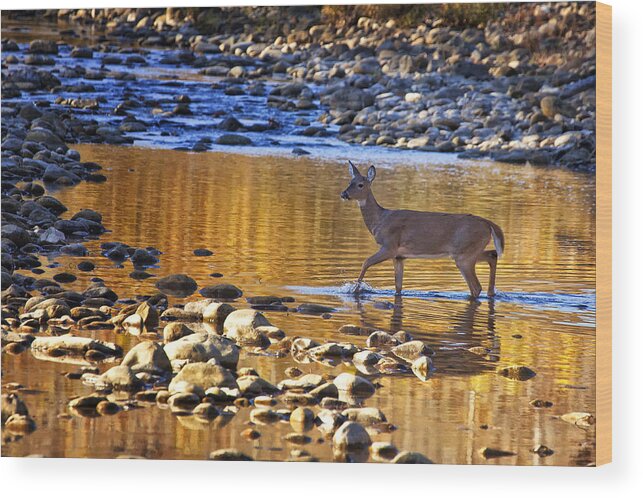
(477, 250), (498, 297)
(455, 257), (482, 299)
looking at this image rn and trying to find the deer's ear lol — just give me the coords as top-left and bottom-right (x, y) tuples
(348, 161), (359, 178)
(367, 165), (376, 182)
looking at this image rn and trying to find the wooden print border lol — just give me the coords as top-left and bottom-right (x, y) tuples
(596, 1), (612, 466)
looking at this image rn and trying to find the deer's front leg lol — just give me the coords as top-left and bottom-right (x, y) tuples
(357, 247), (393, 284)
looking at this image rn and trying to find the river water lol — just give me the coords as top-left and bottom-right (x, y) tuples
(2, 144), (596, 465)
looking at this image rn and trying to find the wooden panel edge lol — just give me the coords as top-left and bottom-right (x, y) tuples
(595, 1), (612, 466)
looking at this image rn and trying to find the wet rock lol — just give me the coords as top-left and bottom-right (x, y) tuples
(1, 392), (29, 425)
(163, 322), (195, 343)
(199, 283), (243, 299)
(333, 421), (371, 450)
(366, 330), (400, 349)
(208, 449), (253, 461)
(96, 365), (143, 391)
(155, 273), (197, 297)
(411, 356), (434, 381)
(77, 261), (95, 272)
(392, 451), (433, 464)
(237, 375), (279, 396)
(296, 303), (335, 315)
(164, 333), (239, 369)
(121, 341), (172, 375)
(391, 340), (434, 362)
(532, 445), (555, 457)
(131, 248), (158, 267)
(497, 365), (537, 381)
(31, 334), (121, 357)
(342, 407), (386, 426)
(202, 302), (235, 326)
(333, 373), (375, 397)
(370, 442), (399, 462)
(290, 406), (315, 432)
(168, 361), (238, 392)
(530, 399), (554, 408)
(4, 414), (37, 433)
(479, 447), (516, 459)
(96, 401), (120, 416)
(250, 408), (281, 425)
(53, 272), (76, 284)
(278, 373), (324, 391)
(69, 394), (108, 411)
(560, 412), (595, 428)
(193, 248), (213, 256)
(29, 39), (58, 54)
(160, 307), (201, 322)
(215, 134), (252, 146)
(339, 324), (373, 336)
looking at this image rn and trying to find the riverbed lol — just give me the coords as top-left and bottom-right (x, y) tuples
(2, 144), (596, 465)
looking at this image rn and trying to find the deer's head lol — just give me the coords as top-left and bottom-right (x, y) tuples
(340, 161), (376, 202)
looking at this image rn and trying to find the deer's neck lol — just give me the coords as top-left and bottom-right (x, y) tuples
(359, 191), (384, 235)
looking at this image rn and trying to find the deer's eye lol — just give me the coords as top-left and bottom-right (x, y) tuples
(357, 183), (364, 189)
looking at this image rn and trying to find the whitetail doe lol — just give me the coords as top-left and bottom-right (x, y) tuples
(340, 161), (505, 298)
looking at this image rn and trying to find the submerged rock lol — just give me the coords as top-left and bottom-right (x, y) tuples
(155, 274), (197, 297)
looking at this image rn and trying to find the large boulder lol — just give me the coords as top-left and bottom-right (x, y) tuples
(121, 341), (172, 375)
(223, 309), (272, 346)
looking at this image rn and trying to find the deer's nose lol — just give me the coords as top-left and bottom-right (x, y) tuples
(340, 191), (350, 200)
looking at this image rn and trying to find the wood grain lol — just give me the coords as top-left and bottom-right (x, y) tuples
(596, 1), (612, 466)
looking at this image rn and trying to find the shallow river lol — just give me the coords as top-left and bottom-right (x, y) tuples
(2, 144), (596, 465)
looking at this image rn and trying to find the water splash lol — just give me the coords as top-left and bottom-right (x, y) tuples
(287, 282), (596, 315)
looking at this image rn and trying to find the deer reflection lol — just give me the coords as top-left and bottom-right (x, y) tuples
(352, 295), (499, 377)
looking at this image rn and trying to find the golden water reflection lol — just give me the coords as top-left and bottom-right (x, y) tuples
(2, 145), (596, 465)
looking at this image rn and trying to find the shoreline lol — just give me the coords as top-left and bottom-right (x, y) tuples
(2, 3), (598, 172)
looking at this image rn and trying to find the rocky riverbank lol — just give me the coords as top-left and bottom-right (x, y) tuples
(2, 3), (598, 170)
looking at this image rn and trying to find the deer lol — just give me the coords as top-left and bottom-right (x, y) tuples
(340, 161), (505, 299)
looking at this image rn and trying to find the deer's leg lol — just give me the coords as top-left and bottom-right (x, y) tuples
(455, 257), (482, 299)
(393, 257), (405, 295)
(357, 247), (393, 284)
(477, 250), (498, 297)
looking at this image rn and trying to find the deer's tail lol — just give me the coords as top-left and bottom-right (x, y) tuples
(487, 221), (505, 259)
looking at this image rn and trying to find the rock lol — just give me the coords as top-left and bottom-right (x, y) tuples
(25, 128), (67, 152)
(168, 361), (238, 392)
(278, 373), (324, 391)
(2, 224), (32, 247)
(69, 395), (107, 410)
(160, 308), (201, 322)
(530, 399), (554, 408)
(134, 301), (159, 330)
(215, 134), (252, 146)
(532, 445), (555, 457)
(332, 421), (371, 450)
(131, 248), (158, 266)
(237, 375), (279, 396)
(96, 365), (143, 391)
(155, 274), (197, 297)
(31, 334), (121, 357)
(497, 365), (536, 381)
(290, 407), (315, 432)
(392, 451), (433, 464)
(162, 322), (195, 343)
(342, 407), (386, 425)
(193, 248), (213, 256)
(1, 393), (29, 425)
(296, 303), (335, 315)
(53, 272), (77, 283)
(217, 117), (243, 131)
(77, 261), (95, 272)
(560, 412), (595, 428)
(366, 330), (400, 349)
(5, 414), (36, 433)
(250, 408), (280, 425)
(223, 309), (271, 340)
(411, 356), (434, 381)
(121, 341), (172, 375)
(391, 340), (434, 362)
(164, 333), (239, 369)
(29, 39), (58, 54)
(370, 442), (398, 462)
(208, 449), (253, 461)
(479, 447), (516, 459)
(323, 87), (374, 112)
(202, 302), (235, 327)
(199, 283), (242, 299)
(38, 227), (66, 245)
(333, 373), (375, 397)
